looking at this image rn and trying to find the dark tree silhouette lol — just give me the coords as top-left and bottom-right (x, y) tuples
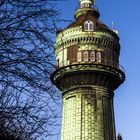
(117, 133), (123, 140)
(0, 0), (61, 139)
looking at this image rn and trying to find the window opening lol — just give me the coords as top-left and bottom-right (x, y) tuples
(77, 51), (82, 62)
(83, 51), (89, 62)
(57, 59), (59, 67)
(84, 20), (94, 31)
(90, 51), (95, 62)
(96, 52), (101, 62)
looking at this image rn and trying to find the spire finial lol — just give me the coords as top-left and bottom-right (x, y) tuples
(112, 21), (119, 35)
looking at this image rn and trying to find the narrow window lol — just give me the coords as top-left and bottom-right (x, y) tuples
(96, 52), (102, 62)
(59, 60), (62, 67)
(84, 20), (94, 31)
(89, 23), (93, 31)
(57, 59), (59, 67)
(83, 51), (89, 62)
(90, 51), (95, 62)
(77, 51), (82, 62)
(81, 4), (84, 8)
(84, 22), (88, 31)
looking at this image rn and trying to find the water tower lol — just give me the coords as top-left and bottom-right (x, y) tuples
(51, 0), (125, 139)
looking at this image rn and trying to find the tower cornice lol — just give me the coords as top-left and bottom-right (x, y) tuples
(51, 63), (125, 91)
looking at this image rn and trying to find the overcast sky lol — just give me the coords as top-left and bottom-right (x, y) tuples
(55, 0), (140, 140)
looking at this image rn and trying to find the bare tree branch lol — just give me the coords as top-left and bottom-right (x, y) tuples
(0, 0), (61, 139)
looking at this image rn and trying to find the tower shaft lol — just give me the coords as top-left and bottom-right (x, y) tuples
(61, 87), (116, 140)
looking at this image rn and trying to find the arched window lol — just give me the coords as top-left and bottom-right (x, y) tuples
(90, 51), (95, 62)
(83, 51), (89, 62)
(96, 52), (102, 62)
(84, 20), (94, 31)
(77, 51), (82, 62)
(84, 22), (88, 31)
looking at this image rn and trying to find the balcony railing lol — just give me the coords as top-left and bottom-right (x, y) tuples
(56, 58), (125, 74)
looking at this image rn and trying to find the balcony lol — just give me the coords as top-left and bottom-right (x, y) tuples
(56, 58), (125, 73)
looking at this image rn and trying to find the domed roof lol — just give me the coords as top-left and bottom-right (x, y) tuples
(57, 1), (119, 40)
(67, 12), (108, 30)
(64, 6), (119, 40)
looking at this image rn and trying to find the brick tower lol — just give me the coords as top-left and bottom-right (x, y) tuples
(51, 0), (125, 140)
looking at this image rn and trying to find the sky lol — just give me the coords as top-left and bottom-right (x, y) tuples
(55, 0), (140, 140)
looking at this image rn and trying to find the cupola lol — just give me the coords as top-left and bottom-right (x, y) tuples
(75, 0), (100, 19)
(79, 0), (94, 8)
